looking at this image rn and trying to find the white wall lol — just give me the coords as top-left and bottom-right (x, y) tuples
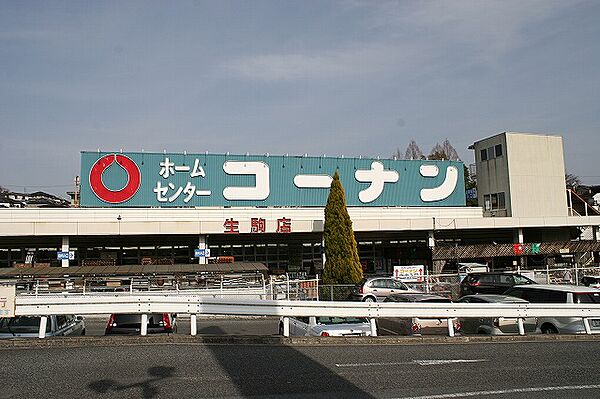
(506, 133), (568, 217)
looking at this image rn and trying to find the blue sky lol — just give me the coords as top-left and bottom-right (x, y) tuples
(1, 0), (600, 197)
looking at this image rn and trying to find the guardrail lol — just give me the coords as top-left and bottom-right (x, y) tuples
(13, 292), (600, 339)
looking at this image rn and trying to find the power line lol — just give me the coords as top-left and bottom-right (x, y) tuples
(1, 184), (74, 188)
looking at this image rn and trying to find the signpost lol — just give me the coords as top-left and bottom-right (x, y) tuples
(194, 248), (211, 258)
(57, 251), (75, 261)
(393, 265), (425, 283)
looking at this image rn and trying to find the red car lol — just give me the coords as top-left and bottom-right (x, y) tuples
(105, 313), (176, 335)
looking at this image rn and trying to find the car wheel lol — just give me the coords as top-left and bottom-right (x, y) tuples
(363, 296), (376, 303)
(541, 324), (558, 334)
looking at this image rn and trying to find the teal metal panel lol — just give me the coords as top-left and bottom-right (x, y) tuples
(80, 151), (466, 207)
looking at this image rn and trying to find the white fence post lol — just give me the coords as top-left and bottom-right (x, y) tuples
(38, 316), (47, 339)
(447, 318), (455, 337)
(140, 314), (148, 336)
(283, 316), (290, 337)
(190, 314), (197, 336)
(370, 318), (378, 337)
(583, 317), (592, 335)
(517, 318), (525, 336)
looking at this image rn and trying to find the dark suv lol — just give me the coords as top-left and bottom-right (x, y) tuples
(459, 272), (536, 297)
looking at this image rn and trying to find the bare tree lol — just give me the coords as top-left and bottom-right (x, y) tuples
(404, 139), (424, 160)
(566, 173), (581, 189)
(429, 139), (461, 161)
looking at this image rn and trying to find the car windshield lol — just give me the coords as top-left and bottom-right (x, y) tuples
(0, 316), (51, 333)
(574, 292), (600, 303)
(317, 317), (368, 325)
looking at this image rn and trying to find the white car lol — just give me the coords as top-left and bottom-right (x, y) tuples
(0, 315), (86, 338)
(279, 316), (374, 337)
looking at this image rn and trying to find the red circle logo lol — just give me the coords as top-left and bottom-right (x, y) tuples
(89, 154), (141, 204)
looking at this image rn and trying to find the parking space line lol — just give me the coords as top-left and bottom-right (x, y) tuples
(335, 359), (487, 368)
(395, 384), (600, 399)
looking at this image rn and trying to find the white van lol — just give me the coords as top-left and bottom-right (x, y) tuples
(504, 285), (600, 334)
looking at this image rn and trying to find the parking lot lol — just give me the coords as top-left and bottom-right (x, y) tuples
(82, 314), (282, 337)
(74, 314), (574, 338)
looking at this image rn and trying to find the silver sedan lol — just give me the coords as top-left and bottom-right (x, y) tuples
(279, 316), (373, 337)
(457, 294), (536, 335)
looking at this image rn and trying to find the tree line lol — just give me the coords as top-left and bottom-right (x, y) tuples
(393, 138), (461, 161)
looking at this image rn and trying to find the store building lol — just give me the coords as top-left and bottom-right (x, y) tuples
(0, 132), (598, 277)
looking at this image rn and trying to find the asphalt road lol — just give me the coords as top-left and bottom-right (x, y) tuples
(2, 340), (600, 398)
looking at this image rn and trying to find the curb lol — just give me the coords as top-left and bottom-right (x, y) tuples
(2, 333), (600, 350)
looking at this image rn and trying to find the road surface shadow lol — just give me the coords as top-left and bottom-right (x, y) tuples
(205, 326), (375, 398)
(88, 366), (176, 398)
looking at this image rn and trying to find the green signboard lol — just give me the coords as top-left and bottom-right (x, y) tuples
(80, 151), (465, 207)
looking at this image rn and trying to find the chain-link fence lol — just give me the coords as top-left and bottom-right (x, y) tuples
(526, 266), (600, 285)
(265, 276), (320, 300)
(15, 265), (600, 300)
(410, 274), (462, 300)
(318, 284), (355, 301)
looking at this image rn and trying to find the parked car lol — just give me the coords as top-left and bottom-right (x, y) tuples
(457, 294), (537, 335)
(352, 277), (419, 302)
(581, 276), (600, 289)
(504, 284), (600, 334)
(460, 272), (536, 297)
(0, 315), (85, 338)
(279, 316), (373, 337)
(382, 293), (460, 335)
(105, 313), (176, 335)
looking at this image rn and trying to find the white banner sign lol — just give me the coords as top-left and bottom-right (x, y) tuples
(393, 265), (425, 283)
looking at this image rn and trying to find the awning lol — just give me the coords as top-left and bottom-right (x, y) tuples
(0, 262), (268, 278)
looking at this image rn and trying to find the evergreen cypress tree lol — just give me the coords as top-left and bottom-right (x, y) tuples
(322, 170), (363, 284)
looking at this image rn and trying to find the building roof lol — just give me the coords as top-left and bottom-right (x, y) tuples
(469, 131), (563, 149)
